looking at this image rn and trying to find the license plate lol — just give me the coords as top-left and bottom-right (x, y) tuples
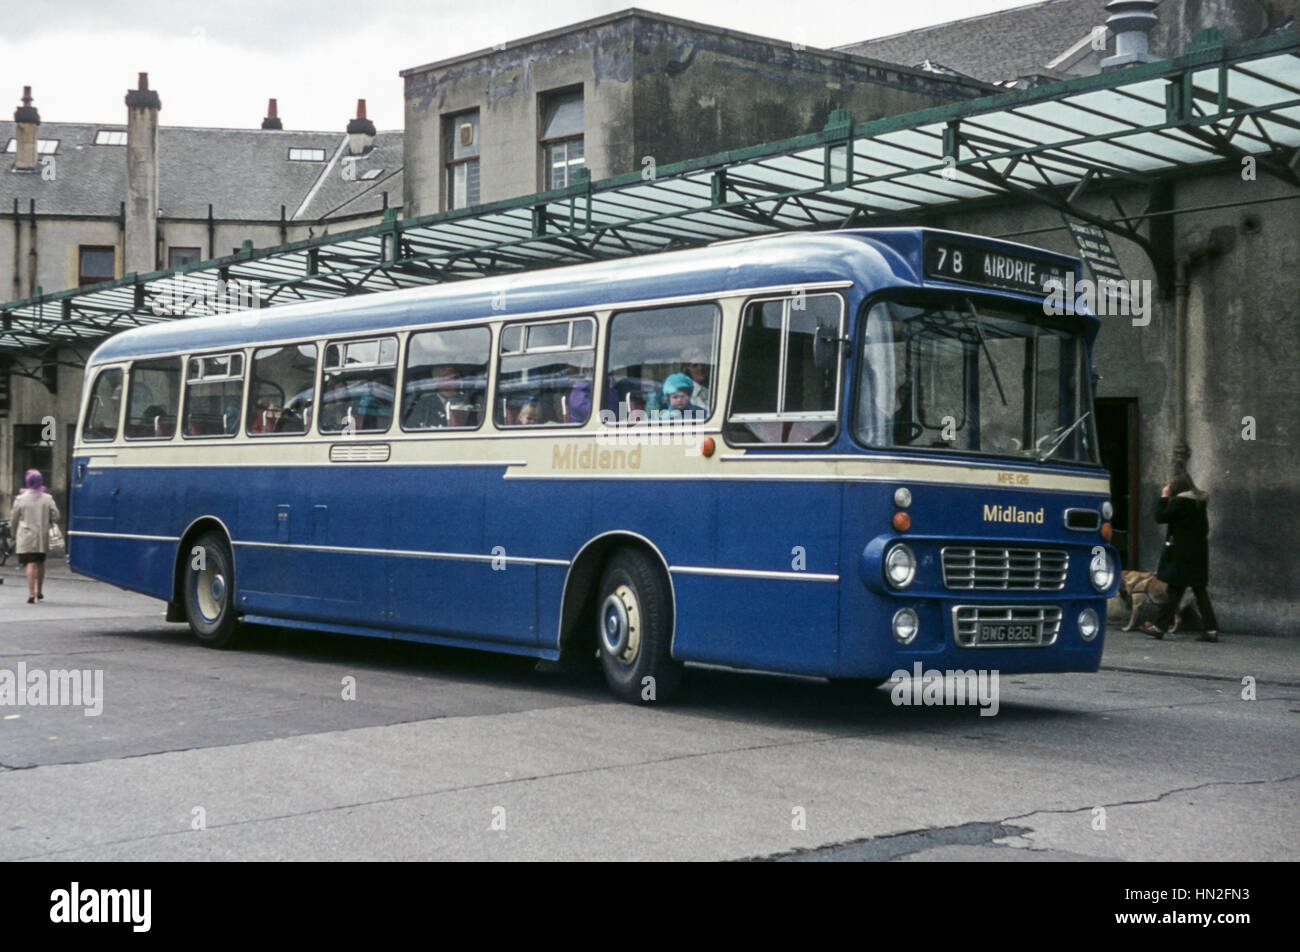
(977, 622), (1041, 646)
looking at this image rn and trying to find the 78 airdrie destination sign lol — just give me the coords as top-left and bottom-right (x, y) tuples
(924, 235), (1070, 296)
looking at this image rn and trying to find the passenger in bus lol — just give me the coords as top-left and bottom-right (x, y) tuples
(656, 373), (706, 420)
(408, 365), (478, 428)
(517, 400), (543, 425)
(566, 374), (592, 424)
(357, 377), (392, 430)
(683, 359), (712, 410)
(320, 375), (352, 431)
(250, 397), (281, 434)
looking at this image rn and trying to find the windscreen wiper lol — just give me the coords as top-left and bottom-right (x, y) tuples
(964, 298), (1007, 407)
(1038, 410), (1091, 463)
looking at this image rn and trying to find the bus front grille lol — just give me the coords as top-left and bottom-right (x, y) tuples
(941, 547), (1069, 591)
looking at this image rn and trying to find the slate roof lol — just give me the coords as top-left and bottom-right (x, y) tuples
(836, 0), (1112, 84)
(1, 121), (402, 222)
(838, 0), (1296, 85)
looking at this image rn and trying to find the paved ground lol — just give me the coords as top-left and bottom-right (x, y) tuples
(1, 556), (1296, 861)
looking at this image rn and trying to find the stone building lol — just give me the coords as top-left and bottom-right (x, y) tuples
(400, 9), (993, 217)
(0, 75), (403, 513)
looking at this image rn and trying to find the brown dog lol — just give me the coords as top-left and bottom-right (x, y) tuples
(1119, 570), (1191, 632)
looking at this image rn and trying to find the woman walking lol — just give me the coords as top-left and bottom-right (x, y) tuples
(10, 469), (60, 604)
(1142, 472), (1219, 641)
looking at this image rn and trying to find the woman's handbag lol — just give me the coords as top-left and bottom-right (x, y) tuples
(49, 524), (65, 551)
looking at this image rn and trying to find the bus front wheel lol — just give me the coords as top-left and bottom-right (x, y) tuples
(184, 531), (242, 649)
(596, 549), (681, 703)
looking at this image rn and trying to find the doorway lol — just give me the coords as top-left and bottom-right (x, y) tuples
(1095, 397), (1138, 569)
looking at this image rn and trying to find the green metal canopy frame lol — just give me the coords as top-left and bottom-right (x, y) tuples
(3, 27), (1298, 361)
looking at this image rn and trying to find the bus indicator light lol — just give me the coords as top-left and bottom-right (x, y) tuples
(892, 511), (910, 532)
(1100, 522), (1112, 542)
(701, 437), (715, 457)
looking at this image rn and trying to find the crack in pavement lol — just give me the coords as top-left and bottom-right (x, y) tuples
(750, 773), (1300, 862)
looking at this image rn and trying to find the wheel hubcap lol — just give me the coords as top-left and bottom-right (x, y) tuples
(600, 584), (641, 664)
(195, 553), (226, 623)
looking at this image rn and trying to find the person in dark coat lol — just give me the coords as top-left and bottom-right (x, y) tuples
(1142, 472), (1220, 641)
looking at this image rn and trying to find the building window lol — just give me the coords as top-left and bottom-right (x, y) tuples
(168, 247), (202, 269)
(444, 110), (480, 210)
(93, 130), (127, 146)
(78, 246), (116, 287)
(540, 88), (584, 190)
(288, 148), (326, 162)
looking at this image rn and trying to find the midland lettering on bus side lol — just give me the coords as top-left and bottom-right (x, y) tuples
(552, 443), (644, 470)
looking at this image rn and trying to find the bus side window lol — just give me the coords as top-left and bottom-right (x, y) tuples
(401, 326), (490, 431)
(604, 303), (720, 423)
(319, 338), (397, 435)
(248, 344), (317, 436)
(125, 358), (181, 440)
(725, 293), (842, 445)
(494, 317), (596, 428)
(82, 367), (124, 442)
(183, 352), (246, 439)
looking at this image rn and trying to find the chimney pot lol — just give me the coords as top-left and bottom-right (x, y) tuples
(262, 97), (283, 130)
(346, 97), (377, 148)
(125, 72), (162, 110)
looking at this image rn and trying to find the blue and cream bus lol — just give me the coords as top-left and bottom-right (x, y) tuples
(70, 228), (1119, 702)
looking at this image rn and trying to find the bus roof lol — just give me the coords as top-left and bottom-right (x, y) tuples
(88, 228), (1090, 365)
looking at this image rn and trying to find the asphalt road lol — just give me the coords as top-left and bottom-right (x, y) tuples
(1, 573), (1296, 861)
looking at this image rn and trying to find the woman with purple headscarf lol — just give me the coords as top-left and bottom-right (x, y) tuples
(11, 469), (60, 603)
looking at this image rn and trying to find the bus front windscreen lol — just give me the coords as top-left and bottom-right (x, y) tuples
(854, 298), (1098, 464)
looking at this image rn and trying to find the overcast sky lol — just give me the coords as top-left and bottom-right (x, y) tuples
(2, 0), (1043, 131)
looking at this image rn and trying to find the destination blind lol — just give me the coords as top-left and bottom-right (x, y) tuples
(923, 235), (1071, 296)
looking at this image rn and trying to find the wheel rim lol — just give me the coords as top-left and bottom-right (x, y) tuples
(600, 584), (641, 664)
(195, 551), (227, 624)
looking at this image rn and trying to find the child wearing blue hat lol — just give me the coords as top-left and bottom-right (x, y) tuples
(657, 373), (707, 420)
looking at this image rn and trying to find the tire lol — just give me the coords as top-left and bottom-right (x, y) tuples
(596, 548), (681, 703)
(183, 531), (242, 648)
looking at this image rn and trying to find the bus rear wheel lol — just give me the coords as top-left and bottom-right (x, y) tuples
(184, 531), (242, 649)
(596, 549), (681, 703)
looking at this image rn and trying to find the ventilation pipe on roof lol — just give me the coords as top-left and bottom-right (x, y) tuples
(13, 86), (40, 171)
(347, 99), (376, 156)
(124, 72), (161, 274)
(262, 98), (283, 130)
(1100, 0), (1160, 71)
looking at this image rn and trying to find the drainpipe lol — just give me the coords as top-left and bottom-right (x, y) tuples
(1171, 226), (1235, 475)
(26, 199), (36, 298)
(11, 198), (19, 299)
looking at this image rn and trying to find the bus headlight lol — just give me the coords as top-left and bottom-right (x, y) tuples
(893, 487), (912, 509)
(892, 607), (919, 645)
(884, 543), (916, 589)
(1089, 551), (1115, 593)
(1101, 500), (1114, 520)
(1078, 608), (1100, 641)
